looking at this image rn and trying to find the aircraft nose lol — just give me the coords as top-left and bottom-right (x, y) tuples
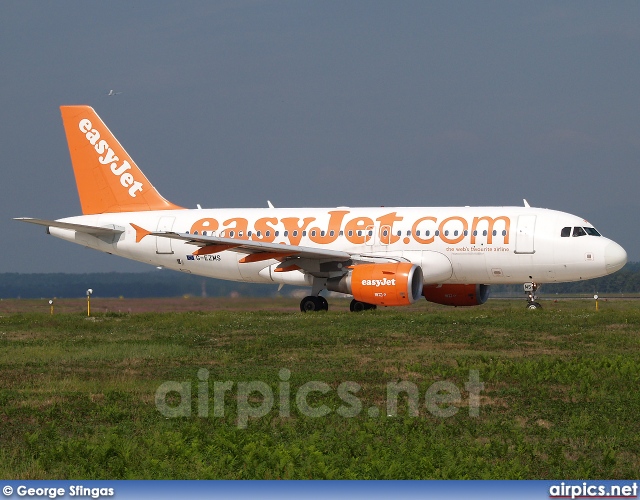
(604, 241), (627, 274)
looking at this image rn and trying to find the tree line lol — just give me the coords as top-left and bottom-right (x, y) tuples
(0, 272), (276, 299)
(1, 262), (639, 299)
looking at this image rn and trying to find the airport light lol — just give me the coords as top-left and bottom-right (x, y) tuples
(49, 299), (53, 316)
(86, 288), (93, 317)
(594, 294), (599, 311)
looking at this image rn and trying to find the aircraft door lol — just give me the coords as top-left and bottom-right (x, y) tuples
(365, 224), (377, 248)
(515, 215), (536, 254)
(365, 223), (391, 250)
(156, 216), (175, 254)
(379, 225), (392, 246)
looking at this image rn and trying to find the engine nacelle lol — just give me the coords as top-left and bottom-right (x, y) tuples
(422, 284), (490, 306)
(327, 263), (424, 306)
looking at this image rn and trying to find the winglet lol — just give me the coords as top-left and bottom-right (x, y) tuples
(60, 106), (184, 214)
(130, 223), (152, 243)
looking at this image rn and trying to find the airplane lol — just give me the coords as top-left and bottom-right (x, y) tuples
(16, 106), (628, 312)
(106, 90), (122, 96)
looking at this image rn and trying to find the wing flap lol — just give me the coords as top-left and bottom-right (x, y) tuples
(153, 231), (352, 262)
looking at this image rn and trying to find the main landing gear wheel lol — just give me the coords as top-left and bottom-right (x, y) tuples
(317, 296), (328, 311)
(300, 296), (329, 312)
(349, 299), (377, 312)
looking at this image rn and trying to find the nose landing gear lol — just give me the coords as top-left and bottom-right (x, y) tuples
(524, 282), (542, 309)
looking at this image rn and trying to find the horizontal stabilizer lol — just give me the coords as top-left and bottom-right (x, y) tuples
(14, 218), (124, 236)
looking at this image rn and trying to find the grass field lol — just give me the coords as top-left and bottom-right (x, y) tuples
(0, 297), (639, 479)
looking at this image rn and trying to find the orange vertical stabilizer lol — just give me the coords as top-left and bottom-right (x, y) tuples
(60, 106), (184, 214)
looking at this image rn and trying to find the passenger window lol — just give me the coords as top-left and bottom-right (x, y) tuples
(573, 227), (587, 237)
(561, 227), (571, 237)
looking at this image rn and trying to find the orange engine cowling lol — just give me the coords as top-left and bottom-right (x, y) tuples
(422, 284), (490, 306)
(327, 263), (424, 306)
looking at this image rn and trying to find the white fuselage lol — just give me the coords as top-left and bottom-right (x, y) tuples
(48, 206), (627, 287)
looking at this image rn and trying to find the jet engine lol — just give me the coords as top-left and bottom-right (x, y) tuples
(327, 263), (423, 306)
(422, 284), (490, 306)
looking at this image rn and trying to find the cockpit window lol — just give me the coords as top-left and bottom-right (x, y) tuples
(572, 226), (587, 237)
(561, 227), (571, 237)
(584, 227), (601, 236)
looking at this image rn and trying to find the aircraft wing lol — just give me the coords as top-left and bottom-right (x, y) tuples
(15, 218), (124, 236)
(153, 231), (353, 262)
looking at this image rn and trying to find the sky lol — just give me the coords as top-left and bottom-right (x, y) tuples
(2, 1), (639, 273)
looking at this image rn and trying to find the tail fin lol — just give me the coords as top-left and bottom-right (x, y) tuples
(60, 106), (183, 214)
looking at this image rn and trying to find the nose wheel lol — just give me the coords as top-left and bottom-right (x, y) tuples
(524, 282), (542, 309)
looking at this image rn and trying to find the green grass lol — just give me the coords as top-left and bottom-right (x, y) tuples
(0, 298), (639, 478)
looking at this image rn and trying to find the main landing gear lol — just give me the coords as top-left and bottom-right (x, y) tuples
(300, 296), (328, 312)
(300, 278), (377, 312)
(349, 299), (377, 312)
(524, 282), (542, 309)
(299, 296), (377, 312)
